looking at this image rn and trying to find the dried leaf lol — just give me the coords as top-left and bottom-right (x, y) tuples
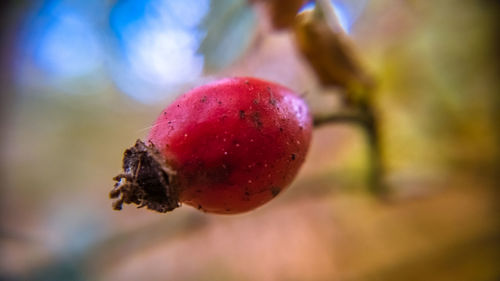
(251, 0), (307, 30)
(293, 9), (373, 99)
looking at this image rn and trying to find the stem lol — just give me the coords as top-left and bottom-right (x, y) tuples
(313, 103), (387, 195)
(361, 104), (387, 195)
(313, 110), (368, 127)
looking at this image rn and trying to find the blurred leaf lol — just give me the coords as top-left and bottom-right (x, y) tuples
(251, 0), (307, 30)
(199, 0), (258, 72)
(293, 8), (372, 101)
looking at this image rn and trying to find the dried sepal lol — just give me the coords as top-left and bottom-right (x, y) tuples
(110, 140), (180, 213)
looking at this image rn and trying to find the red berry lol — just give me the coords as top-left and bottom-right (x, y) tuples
(110, 77), (312, 214)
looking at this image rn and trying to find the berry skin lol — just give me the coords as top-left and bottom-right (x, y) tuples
(110, 77), (312, 214)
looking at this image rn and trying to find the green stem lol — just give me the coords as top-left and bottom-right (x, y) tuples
(313, 103), (387, 195)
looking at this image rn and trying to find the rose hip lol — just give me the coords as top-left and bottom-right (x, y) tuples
(110, 77), (312, 214)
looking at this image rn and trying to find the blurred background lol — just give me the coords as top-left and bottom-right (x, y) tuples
(0, 0), (499, 280)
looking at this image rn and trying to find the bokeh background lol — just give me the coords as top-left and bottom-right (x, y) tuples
(1, 0), (499, 280)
